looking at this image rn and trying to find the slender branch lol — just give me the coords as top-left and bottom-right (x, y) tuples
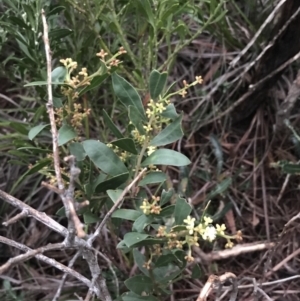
(2, 209), (28, 226)
(0, 236), (99, 296)
(88, 168), (147, 245)
(0, 241), (64, 274)
(52, 251), (82, 301)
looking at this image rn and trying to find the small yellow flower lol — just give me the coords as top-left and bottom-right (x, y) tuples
(179, 89), (187, 98)
(194, 223), (205, 235)
(195, 76), (203, 84)
(184, 255), (194, 262)
(147, 146), (156, 156)
(140, 199), (151, 215)
(183, 215), (195, 235)
(202, 226), (216, 242)
(203, 216), (213, 225)
(96, 49), (108, 59)
(216, 224), (226, 236)
(225, 240), (234, 248)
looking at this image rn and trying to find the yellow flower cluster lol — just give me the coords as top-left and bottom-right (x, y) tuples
(154, 214), (242, 263)
(177, 76), (203, 98)
(140, 196), (161, 215)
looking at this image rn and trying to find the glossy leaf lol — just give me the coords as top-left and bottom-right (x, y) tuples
(128, 106), (146, 134)
(159, 205), (175, 217)
(69, 142), (86, 161)
(51, 66), (67, 83)
(49, 28), (73, 40)
(111, 138), (138, 154)
(102, 109), (123, 139)
(149, 70), (168, 100)
(161, 104), (179, 120)
(79, 73), (108, 96)
(133, 249), (150, 276)
(28, 124), (49, 140)
(160, 189), (174, 206)
(94, 173), (129, 193)
(132, 214), (153, 232)
(83, 212), (99, 224)
(112, 73), (145, 117)
(141, 149), (191, 167)
(58, 124), (76, 146)
(125, 275), (153, 295)
(123, 233), (149, 248)
(174, 196), (192, 225)
(107, 189), (123, 203)
(138, 172), (166, 187)
(112, 209), (142, 221)
(82, 140), (128, 176)
(150, 114), (183, 146)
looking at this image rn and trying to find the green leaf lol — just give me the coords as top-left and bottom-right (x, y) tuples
(174, 196), (192, 225)
(11, 159), (51, 192)
(112, 209), (142, 221)
(51, 66), (67, 82)
(102, 109), (124, 139)
(161, 104), (179, 120)
(210, 134), (223, 176)
(128, 106), (146, 134)
(94, 173), (129, 193)
(24, 81), (66, 87)
(159, 205), (175, 217)
(150, 114), (183, 146)
(282, 163), (300, 174)
(122, 291), (159, 301)
(136, 0), (155, 30)
(155, 254), (177, 267)
(133, 249), (149, 276)
(9, 122), (28, 135)
(123, 233), (149, 248)
(82, 140), (128, 176)
(125, 275), (153, 295)
(58, 124), (77, 146)
(49, 28), (73, 40)
(206, 177), (232, 200)
(149, 70), (168, 100)
(130, 238), (164, 248)
(112, 73), (145, 117)
(79, 73), (108, 96)
(83, 212), (99, 224)
(133, 214), (153, 232)
(107, 189), (123, 203)
(191, 264), (202, 279)
(160, 189), (174, 206)
(111, 138), (138, 154)
(28, 124), (49, 140)
(69, 142), (86, 161)
(141, 149), (191, 167)
(138, 172), (167, 186)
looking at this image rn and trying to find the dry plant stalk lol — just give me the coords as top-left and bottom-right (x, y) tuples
(0, 8), (147, 301)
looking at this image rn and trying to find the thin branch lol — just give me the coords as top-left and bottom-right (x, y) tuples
(2, 209), (28, 226)
(52, 251), (82, 301)
(0, 242), (64, 274)
(0, 236), (99, 296)
(88, 168), (147, 245)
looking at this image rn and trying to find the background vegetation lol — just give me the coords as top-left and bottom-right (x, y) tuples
(1, 0), (300, 300)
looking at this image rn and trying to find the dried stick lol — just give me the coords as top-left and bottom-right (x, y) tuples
(0, 236), (99, 295)
(41, 9), (84, 239)
(52, 251), (81, 301)
(88, 168), (147, 245)
(0, 241), (64, 274)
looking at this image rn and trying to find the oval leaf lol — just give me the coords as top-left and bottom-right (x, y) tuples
(28, 124), (49, 140)
(150, 114), (183, 146)
(102, 109), (124, 139)
(82, 140), (128, 176)
(174, 196), (192, 225)
(138, 172), (167, 186)
(125, 275), (153, 295)
(112, 209), (142, 221)
(111, 138), (138, 154)
(149, 70), (168, 100)
(58, 124), (77, 146)
(112, 73), (145, 117)
(141, 149), (191, 167)
(69, 142), (86, 161)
